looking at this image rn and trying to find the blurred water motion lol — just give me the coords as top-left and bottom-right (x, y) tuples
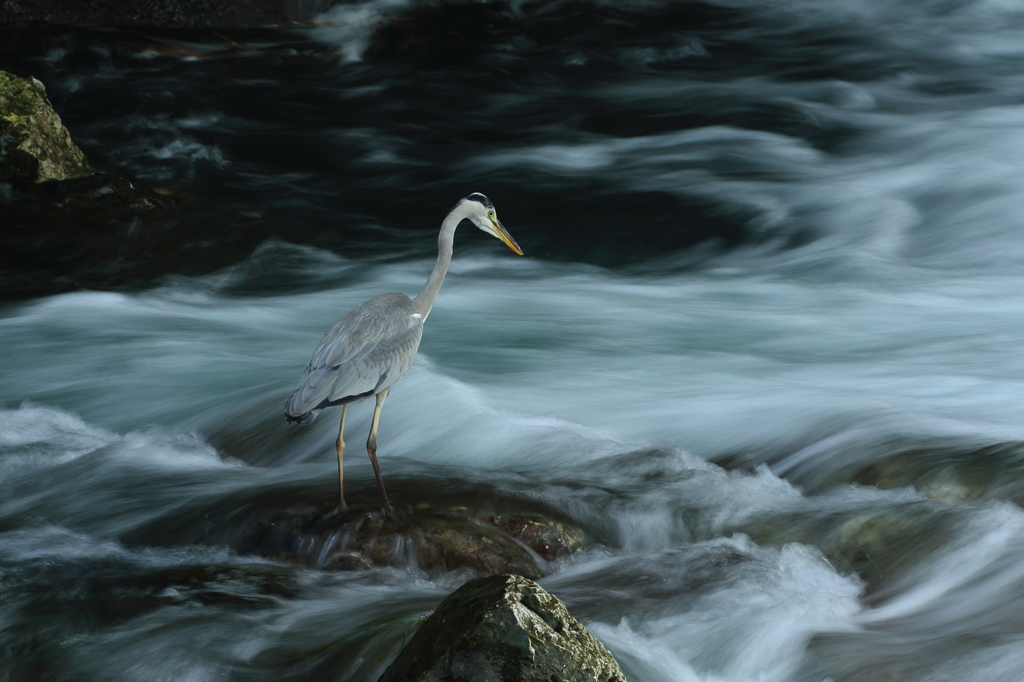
(5, 1), (1024, 680)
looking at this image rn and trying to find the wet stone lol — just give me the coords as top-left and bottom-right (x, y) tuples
(490, 512), (585, 563)
(11, 171), (175, 212)
(235, 504), (586, 579)
(323, 550), (373, 572)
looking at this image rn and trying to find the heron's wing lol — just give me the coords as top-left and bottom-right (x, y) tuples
(285, 293), (423, 416)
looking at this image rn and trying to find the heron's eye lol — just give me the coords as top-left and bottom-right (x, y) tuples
(488, 211), (496, 220)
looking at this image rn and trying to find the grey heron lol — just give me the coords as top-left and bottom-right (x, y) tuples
(284, 193), (522, 512)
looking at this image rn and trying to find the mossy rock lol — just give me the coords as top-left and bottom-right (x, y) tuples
(378, 574), (626, 682)
(0, 70), (90, 183)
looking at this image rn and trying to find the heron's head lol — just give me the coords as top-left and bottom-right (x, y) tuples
(463, 193), (523, 255)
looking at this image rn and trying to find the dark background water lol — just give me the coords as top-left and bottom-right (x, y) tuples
(5, 1), (1024, 680)
(0, 0), (911, 298)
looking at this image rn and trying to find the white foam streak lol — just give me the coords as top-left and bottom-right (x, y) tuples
(312, 0), (414, 63)
(861, 504), (1024, 626)
(586, 541), (863, 682)
(475, 90), (1024, 269)
(7, 254), (1024, 472)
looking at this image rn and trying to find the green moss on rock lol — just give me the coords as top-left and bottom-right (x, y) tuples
(0, 70), (90, 183)
(379, 574), (627, 682)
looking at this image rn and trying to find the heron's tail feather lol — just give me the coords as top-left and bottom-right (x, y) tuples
(284, 383), (375, 425)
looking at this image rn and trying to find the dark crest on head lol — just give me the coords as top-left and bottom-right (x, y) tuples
(465, 193), (493, 209)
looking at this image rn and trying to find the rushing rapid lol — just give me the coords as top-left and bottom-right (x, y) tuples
(4, 1), (1024, 680)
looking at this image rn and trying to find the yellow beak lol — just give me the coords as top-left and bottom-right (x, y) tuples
(492, 219), (523, 255)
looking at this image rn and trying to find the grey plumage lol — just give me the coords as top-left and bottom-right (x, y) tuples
(284, 193), (522, 512)
(284, 292), (423, 424)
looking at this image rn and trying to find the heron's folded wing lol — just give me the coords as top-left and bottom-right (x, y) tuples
(287, 293), (424, 414)
(307, 293), (419, 371)
(325, 322), (423, 403)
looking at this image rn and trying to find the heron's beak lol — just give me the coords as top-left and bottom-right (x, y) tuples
(492, 219), (523, 255)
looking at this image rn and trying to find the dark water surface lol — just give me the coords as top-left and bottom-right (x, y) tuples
(5, 1), (1024, 680)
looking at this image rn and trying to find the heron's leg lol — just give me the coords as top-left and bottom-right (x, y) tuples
(367, 388), (391, 513)
(336, 404), (349, 511)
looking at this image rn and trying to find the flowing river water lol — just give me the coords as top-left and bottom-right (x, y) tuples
(5, 1), (1024, 680)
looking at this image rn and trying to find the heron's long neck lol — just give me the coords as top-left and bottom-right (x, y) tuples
(414, 207), (463, 319)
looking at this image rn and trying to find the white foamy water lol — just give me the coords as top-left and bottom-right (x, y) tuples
(5, 254), (1024, 469)
(4, 242), (1024, 679)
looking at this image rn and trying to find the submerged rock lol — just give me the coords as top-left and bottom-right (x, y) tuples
(236, 504), (585, 579)
(831, 512), (922, 579)
(846, 443), (1024, 504)
(741, 503), (958, 597)
(378, 574), (626, 682)
(0, 70), (89, 183)
(715, 440), (1024, 506)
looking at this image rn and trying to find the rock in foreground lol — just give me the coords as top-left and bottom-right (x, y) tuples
(236, 505), (585, 579)
(379, 574), (626, 682)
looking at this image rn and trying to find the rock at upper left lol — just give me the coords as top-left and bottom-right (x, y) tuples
(0, 70), (91, 183)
